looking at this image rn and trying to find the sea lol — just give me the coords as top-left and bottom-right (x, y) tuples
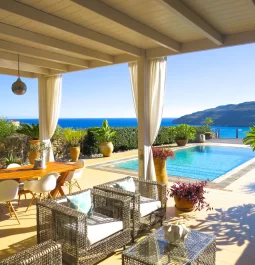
(9, 118), (250, 139)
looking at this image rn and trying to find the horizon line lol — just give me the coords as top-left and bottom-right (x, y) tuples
(7, 117), (178, 119)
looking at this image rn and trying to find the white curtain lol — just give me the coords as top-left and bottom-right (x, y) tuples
(147, 57), (167, 180)
(128, 62), (138, 117)
(38, 75), (62, 161)
(129, 57), (167, 180)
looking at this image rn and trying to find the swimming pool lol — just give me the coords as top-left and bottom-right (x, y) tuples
(114, 146), (255, 181)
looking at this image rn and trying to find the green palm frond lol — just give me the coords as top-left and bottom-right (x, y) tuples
(16, 123), (39, 140)
(91, 120), (116, 142)
(243, 126), (255, 151)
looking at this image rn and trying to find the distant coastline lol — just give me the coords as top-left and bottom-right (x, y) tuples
(173, 101), (255, 127)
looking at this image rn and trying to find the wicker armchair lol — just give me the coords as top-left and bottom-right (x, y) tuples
(94, 177), (167, 240)
(37, 189), (131, 265)
(0, 240), (62, 265)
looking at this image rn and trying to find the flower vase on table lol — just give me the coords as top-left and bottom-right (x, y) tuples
(30, 142), (50, 169)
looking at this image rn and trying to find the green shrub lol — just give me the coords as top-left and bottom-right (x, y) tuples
(154, 127), (174, 145)
(81, 126), (174, 155)
(82, 129), (99, 155)
(169, 124), (196, 140)
(112, 127), (138, 151)
(63, 128), (86, 147)
(204, 117), (213, 132)
(0, 118), (16, 142)
(51, 126), (69, 159)
(194, 126), (207, 134)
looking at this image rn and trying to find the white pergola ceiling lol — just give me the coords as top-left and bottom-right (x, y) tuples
(0, 0), (254, 78)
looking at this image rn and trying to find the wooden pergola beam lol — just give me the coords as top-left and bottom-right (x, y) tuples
(0, 51), (68, 72)
(0, 67), (40, 78)
(0, 0), (143, 57)
(0, 40), (89, 68)
(146, 30), (255, 58)
(0, 22), (113, 64)
(0, 59), (50, 75)
(156, 0), (223, 45)
(71, 0), (180, 52)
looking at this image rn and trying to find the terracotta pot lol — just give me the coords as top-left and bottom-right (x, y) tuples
(176, 139), (188, 146)
(99, 142), (114, 157)
(174, 195), (195, 212)
(29, 139), (40, 165)
(70, 146), (80, 162)
(153, 158), (168, 186)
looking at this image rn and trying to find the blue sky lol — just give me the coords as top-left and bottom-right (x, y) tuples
(1, 43), (255, 119)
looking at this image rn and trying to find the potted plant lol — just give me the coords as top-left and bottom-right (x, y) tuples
(243, 126), (255, 150)
(63, 128), (86, 161)
(204, 118), (213, 139)
(169, 124), (196, 146)
(30, 142), (50, 169)
(169, 181), (211, 212)
(16, 123), (40, 164)
(91, 120), (116, 157)
(152, 147), (175, 185)
(194, 126), (206, 143)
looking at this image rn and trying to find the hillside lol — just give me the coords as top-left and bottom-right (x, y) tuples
(172, 102), (255, 126)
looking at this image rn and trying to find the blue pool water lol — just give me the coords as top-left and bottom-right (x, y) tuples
(115, 146), (255, 181)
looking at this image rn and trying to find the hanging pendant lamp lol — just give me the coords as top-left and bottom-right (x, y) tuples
(12, 54), (27, 95)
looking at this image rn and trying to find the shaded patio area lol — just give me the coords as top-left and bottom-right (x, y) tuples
(1, 150), (255, 265)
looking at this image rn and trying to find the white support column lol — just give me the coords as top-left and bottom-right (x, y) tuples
(137, 56), (149, 179)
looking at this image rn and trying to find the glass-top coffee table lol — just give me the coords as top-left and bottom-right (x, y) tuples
(122, 227), (216, 265)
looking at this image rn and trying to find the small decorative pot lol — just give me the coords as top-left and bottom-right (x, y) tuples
(153, 158), (168, 186)
(70, 146), (80, 162)
(195, 134), (205, 143)
(99, 142), (114, 157)
(175, 139), (188, 146)
(174, 195), (195, 212)
(33, 158), (46, 169)
(29, 139), (40, 165)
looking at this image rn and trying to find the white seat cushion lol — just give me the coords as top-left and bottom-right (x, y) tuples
(58, 200), (124, 246)
(140, 196), (161, 217)
(87, 212), (123, 245)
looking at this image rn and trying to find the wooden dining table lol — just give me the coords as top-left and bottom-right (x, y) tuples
(0, 162), (83, 197)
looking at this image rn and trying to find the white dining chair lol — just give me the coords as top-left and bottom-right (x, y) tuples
(64, 160), (85, 194)
(0, 180), (20, 224)
(7, 163), (33, 207)
(24, 172), (59, 212)
(7, 163), (21, 168)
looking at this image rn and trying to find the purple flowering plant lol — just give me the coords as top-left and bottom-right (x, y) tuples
(169, 181), (212, 211)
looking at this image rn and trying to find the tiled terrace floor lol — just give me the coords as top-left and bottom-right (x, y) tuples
(1, 146), (255, 265)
